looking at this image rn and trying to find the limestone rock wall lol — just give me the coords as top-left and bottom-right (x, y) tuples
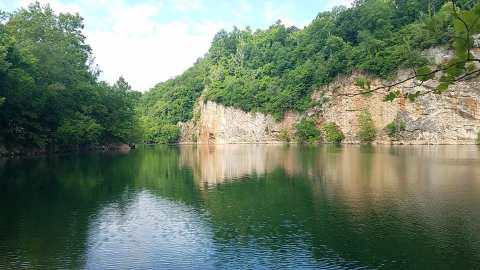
(313, 75), (480, 144)
(179, 47), (480, 145)
(179, 101), (299, 144)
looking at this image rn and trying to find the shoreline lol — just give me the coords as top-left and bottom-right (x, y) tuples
(0, 143), (134, 159)
(3, 142), (479, 159)
(176, 141), (480, 146)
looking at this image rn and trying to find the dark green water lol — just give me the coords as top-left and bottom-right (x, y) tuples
(1, 145), (480, 269)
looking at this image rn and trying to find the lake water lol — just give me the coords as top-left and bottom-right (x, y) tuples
(1, 145), (480, 269)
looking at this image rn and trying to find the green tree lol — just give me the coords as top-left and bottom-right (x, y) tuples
(295, 119), (321, 143)
(357, 110), (376, 143)
(57, 113), (104, 146)
(0, 3), (141, 152)
(322, 122), (345, 144)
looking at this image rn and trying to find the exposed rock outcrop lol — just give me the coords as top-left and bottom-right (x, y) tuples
(314, 74), (480, 144)
(179, 100), (299, 144)
(179, 48), (480, 145)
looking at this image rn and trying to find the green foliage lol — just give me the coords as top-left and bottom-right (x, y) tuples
(140, 1), (480, 133)
(295, 119), (321, 143)
(3, 1), (479, 149)
(386, 120), (406, 137)
(384, 90), (400, 102)
(57, 113), (104, 145)
(137, 59), (207, 144)
(0, 3), (140, 150)
(355, 77), (371, 91)
(278, 128), (291, 142)
(357, 110), (376, 143)
(142, 120), (180, 144)
(386, 122), (397, 136)
(176, 0), (456, 118)
(416, 66), (434, 81)
(322, 122), (344, 144)
(423, 2), (480, 94)
(477, 131), (480, 145)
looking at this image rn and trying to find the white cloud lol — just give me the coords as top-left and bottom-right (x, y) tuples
(14, 0), (222, 91)
(87, 20), (222, 91)
(10, 0), (355, 91)
(85, 1), (222, 91)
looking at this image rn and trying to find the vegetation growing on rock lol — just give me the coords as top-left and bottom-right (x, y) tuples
(138, 60), (208, 143)
(357, 110), (377, 143)
(386, 120), (406, 137)
(140, 0), (480, 144)
(295, 119), (321, 144)
(322, 122), (345, 144)
(278, 128), (291, 142)
(2, 1), (480, 148)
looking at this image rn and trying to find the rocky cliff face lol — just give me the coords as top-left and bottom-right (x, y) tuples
(179, 100), (299, 144)
(313, 74), (480, 144)
(179, 49), (480, 145)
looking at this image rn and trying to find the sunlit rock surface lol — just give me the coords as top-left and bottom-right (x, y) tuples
(179, 48), (480, 145)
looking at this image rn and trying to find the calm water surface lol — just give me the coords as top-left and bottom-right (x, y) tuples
(1, 145), (480, 269)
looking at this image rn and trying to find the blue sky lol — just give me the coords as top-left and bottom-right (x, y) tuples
(0, 0), (353, 91)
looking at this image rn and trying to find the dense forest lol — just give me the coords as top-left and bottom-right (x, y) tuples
(140, 0), (480, 143)
(0, 3), (141, 153)
(1, 0), (479, 151)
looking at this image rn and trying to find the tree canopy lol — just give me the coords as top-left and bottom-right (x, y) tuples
(2, 0), (480, 147)
(0, 3), (141, 151)
(141, 0), (480, 143)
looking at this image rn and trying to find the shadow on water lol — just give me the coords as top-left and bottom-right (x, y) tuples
(1, 144), (480, 269)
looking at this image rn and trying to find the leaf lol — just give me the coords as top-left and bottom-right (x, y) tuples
(436, 82), (450, 93)
(415, 66), (434, 82)
(384, 90), (400, 102)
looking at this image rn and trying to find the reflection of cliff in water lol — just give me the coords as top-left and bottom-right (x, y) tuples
(180, 144), (480, 252)
(179, 144), (480, 269)
(180, 144), (480, 194)
(179, 145), (294, 188)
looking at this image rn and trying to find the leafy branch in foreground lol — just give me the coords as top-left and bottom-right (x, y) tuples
(346, 1), (480, 101)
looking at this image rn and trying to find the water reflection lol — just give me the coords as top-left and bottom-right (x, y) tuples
(179, 145), (292, 188)
(179, 145), (480, 269)
(85, 191), (214, 270)
(0, 145), (479, 269)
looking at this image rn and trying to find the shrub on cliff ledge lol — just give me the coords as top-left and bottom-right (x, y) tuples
(477, 131), (480, 145)
(357, 110), (376, 143)
(295, 119), (321, 143)
(278, 128), (291, 142)
(386, 120), (406, 137)
(322, 122), (345, 144)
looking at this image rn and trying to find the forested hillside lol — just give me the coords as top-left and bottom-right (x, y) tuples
(0, 4), (140, 153)
(139, 0), (480, 143)
(1, 0), (479, 150)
